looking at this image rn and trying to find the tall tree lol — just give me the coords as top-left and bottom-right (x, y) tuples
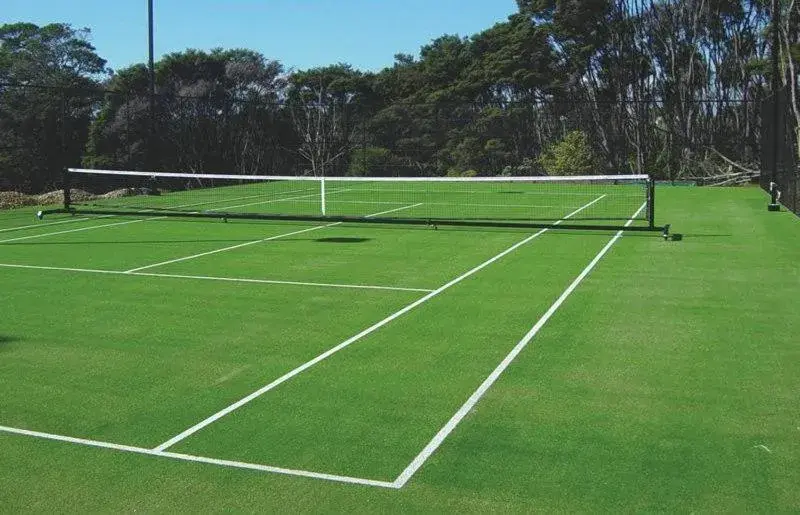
(287, 64), (371, 176)
(84, 49), (289, 175)
(0, 22), (108, 192)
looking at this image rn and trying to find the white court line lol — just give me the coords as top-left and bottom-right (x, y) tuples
(0, 185), (335, 243)
(0, 425), (397, 489)
(123, 203), (423, 274)
(279, 199), (567, 210)
(124, 225), (335, 273)
(68, 187), (327, 218)
(392, 201), (647, 488)
(0, 188), (399, 248)
(152, 196), (605, 452)
(202, 186), (352, 212)
(0, 191), (272, 242)
(364, 203), (423, 218)
(0, 218), (155, 244)
(170, 186), (319, 209)
(0, 194), (260, 238)
(0, 192), (276, 237)
(344, 187), (610, 197)
(0, 263), (434, 293)
(135, 272), (433, 293)
(0, 216), (98, 233)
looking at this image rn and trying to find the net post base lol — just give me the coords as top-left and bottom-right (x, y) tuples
(662, 224), (671, 241)
(36, 208), (73, 219)
(768, 204), (781, 212)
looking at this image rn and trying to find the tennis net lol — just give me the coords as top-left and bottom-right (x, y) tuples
(45, 168), (658, 231)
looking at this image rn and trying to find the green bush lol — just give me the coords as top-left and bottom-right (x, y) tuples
(348, 147), (393, 177)
(502, 157), (541, 177)
(446, 168), (478, 177)
(538, 130), (598, 176)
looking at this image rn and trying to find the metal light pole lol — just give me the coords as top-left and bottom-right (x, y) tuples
(148, 0), (156, 172)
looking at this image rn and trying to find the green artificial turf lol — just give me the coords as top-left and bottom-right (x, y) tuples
(1, 184), (798, 512)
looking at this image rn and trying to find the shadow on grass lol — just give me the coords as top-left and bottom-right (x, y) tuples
(0, 335), (21, 345)
(315, 237), (371, 244)
(674, 233), (731, 238)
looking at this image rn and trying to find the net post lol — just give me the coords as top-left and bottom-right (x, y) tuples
(320, 176), (326, 215)
(768, 181), (782, 211)
(647, 177), (655, 229)
(63, 168), (71, 210)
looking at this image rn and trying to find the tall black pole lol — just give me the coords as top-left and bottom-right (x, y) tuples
(771, 0), (781, 184)
(148, 0), (156, 172)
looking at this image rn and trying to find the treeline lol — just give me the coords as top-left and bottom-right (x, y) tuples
(1, 0), (799, 193)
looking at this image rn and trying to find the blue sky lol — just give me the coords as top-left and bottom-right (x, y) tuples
(4, 0), (518, 73)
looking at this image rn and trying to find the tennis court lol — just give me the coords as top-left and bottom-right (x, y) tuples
(1, 183), (798, 511)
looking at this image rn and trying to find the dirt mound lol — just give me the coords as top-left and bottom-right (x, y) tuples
(65, 189), (96, 202)
(0, 189), (101, 210)
(34, 190), (65, 205)
(98, 188), (140, 199)
(0, 191), (37, 209)
(1, 188), (155, 210)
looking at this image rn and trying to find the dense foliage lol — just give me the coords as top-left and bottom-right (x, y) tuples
(0, 23), (108, 191)
(1, 0), (798, 192)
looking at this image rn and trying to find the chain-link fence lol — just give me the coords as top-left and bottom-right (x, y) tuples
(761, 91), (799, 214)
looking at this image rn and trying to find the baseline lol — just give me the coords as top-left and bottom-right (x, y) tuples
(0, 425), (396, 489)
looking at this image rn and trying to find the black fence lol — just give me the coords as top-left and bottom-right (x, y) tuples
(1, 83), (769, 194)
(761, 91), (799, 215)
